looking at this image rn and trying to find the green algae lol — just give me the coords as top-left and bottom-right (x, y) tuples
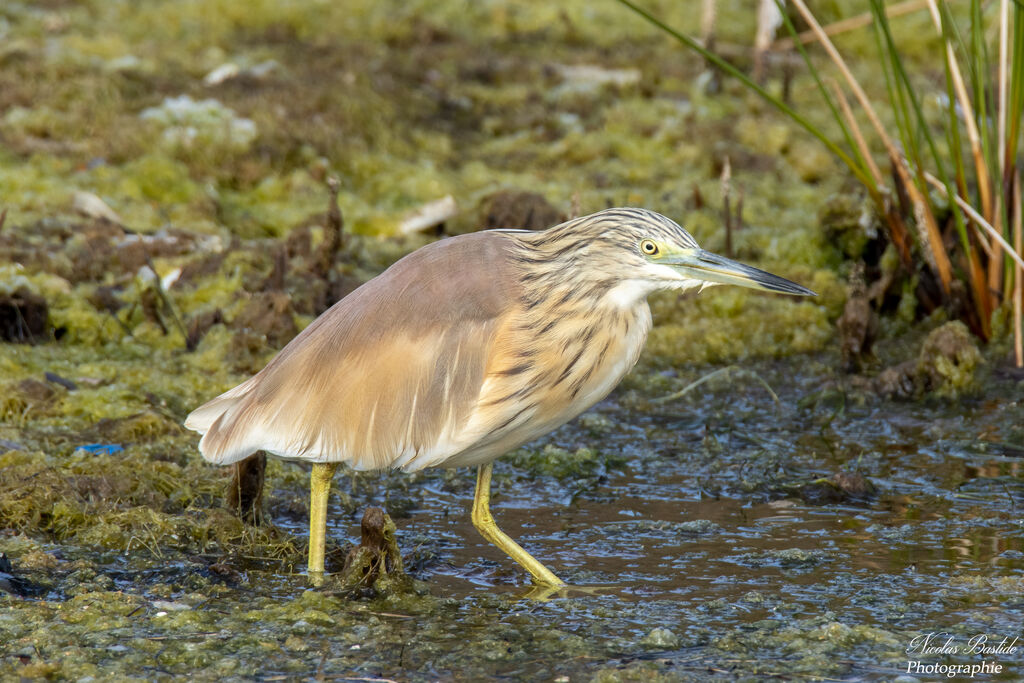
(916, 320), (982, 398)
(0, 0), (844, 252)
(644, 291), (832, 367)
(505, 444), (625, 481)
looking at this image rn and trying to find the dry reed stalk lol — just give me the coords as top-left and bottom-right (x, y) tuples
(789, 0), (953, 294)
(773, 0), (930, 50)
(1013, 171), (1022, 366)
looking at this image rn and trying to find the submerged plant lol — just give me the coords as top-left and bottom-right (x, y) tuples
(619, 0), (1024, 366)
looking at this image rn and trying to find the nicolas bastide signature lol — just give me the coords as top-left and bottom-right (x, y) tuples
(905, 632), (1019, 678)
(907, 632), (1020, 656)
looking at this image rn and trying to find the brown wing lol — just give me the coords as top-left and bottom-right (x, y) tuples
(185, 231), (522, 470)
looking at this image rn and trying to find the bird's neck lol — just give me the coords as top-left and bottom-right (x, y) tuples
(603, 278), (662, 309)
(507, 236), (653, 355)
(509, 231), (649, 312)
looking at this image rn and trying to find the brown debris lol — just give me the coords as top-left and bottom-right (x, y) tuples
(259, 244), (288, 292)
(336, 507), (411, 594)
(837, 263), (877, 373)
(311, 177), (344, 281)
(294, 178), (354, 316)
(0, 288), (49, 343)
(207, 561), (242, 584)
(284, 226), (312, 260)
(230, 291), (298, 349)
(139, 287), (169, 334)
(798, 471), (877, 505)
(15, 379), (57, 404)
(88, 285), (125, 315)
(691, 183), (705, 210)
(1, 378), (60, 421)
(185, 308), (224, 351)
(831, 471), (876, 498)
(176, 251), (228, 287)
(227, 452), (266, 526)
(872, 360), (918, 399)
(874, 321), (981, 399)
(62, 221), (195, 284)
(478, 190), (563, 231)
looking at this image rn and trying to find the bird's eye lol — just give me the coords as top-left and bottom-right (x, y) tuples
(640, 240), (659, 255)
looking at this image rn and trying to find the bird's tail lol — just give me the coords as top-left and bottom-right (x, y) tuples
(184, 378), (262, 465)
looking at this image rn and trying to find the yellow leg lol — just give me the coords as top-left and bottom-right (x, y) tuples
(471, 463), (565, 587)
(308, 462), (338, 583)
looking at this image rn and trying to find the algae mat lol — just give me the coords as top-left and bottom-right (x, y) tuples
(2, 347), (1023, 680)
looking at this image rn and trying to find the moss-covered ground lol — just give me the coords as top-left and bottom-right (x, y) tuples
(2, 0), (1023, 680)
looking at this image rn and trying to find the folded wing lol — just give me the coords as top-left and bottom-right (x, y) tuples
(185, 231), (520, 471)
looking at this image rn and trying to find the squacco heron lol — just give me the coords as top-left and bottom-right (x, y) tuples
(185, 208), (813, 587)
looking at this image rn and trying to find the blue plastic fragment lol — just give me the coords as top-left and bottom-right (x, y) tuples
(44, 372), (77, 391)
(74, 443), (124, 455)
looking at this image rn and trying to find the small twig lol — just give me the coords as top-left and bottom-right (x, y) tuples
(144, 253), (188, 344)
(753, 0), (783, 81)
(653, 365), (781, 409)
(720, 157), (733, 258)
(829, 79), (883, 187)
(1002, 480), (1017, 511)
(772, 0), (930, 50)
(104, 298), (134, 337)
(997, 0), (1009, 173)
(314, 176), (344, 280)
(0, 208), (7, 233)
(262, 245), (287, 292)
(145, 632), (220, 641)
(923, 0), (993, 221)
(346, 609), (415, 619)
(315, 648), (329, 682)
(734, 187), (744, 233)
(700, 0), (717, 50)
(923, 172), (1024, 271)
(1013, 169), (1022, 368)
(126, 533), (164, 559)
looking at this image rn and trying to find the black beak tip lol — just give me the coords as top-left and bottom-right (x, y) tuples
(761, 275), (816, 297)
(789, 283), (817, 297)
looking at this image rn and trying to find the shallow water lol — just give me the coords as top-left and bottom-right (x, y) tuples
(3, 351), (1023, 681)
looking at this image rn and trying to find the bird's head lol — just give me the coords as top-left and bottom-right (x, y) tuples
(524, 208), (815, 306)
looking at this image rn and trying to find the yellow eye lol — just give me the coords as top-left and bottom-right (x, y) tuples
(640, 240), (659, 255)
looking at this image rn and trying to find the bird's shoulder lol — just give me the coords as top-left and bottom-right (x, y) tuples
(250, 229), (524, 406)
(316, 230), (523, 339)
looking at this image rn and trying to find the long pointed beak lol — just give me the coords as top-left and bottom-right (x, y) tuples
(661, 249), (816, 296)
